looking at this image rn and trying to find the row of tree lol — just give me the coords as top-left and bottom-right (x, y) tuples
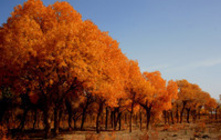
(164, 79), (220, 124)
(0, 0), (220, 138)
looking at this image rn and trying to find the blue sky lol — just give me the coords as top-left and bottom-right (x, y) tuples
(1, 0), (221, 99)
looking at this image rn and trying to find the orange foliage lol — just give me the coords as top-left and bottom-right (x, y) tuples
(141, 71), (178, 111)
(176, 79), (216, 112)
(205, 98), (217, 111)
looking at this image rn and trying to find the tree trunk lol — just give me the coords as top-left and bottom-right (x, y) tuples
(73, 118), (77, 129)
(186, 108), (190, 123)
(19, 109), (28, 130)
(163, 110), (167, 124)
(167, 111), (170, 124)
(68, 110), (72, 130)
(65, 99), (73, 130)
(114, 108), (117, 130)
(96, 102), (103, 133)
(0, 100), (7, 123)
(176, 104), (179, 123)
(170, 110), (174, 124)
(33, 110), (37, 130)
(215, 109), (217, 120)
(105, 107), (108, 130)
(180, 101), (187, 123)
(59, 110), (62, 129)
(139, 111), (142, 130)
(111, 111), (114, 128)
(44, 107), (51, 139)
(81, 102), (89, 130)
(192, 110), (197, 123)
(125, 113), (127, 125)
(54, 107), (60, 135)
(146, 107), (151, 130)
(129, 101), (134, 133)
(118, 112), (122, 130)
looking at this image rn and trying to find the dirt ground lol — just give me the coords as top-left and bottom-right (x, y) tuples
(49, 122), (221, 140)
(10, 121), (221, 140)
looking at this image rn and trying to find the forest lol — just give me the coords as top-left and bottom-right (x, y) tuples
(0, 0), (220, 139)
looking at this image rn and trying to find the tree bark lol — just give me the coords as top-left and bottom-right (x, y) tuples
(111, 111), (114, 128)
(54, 107), (60, 135)
(215, 109), (218, 120)
(170, 110), (174, 124)
(59, 109), (62, 128)
(192, 110), (197, 123)
(67, 110), (72, 130)
(0, 100), (8, 123)
(80, 109), (86, 130)
(180, 101), (187, 123)
(33, 110), (37, 130)
(44, 107), (51, 139)
(114, 108), (117, 130)
(105, 107), (109, 130)
(176, 104), (179, 123)
(19, 109), (28, 130)
(96, 102), (103, 133)
(163, 110), (167, 124)
(145, 107), (151, 130)
(65, 99), (73, 130)
(73, 116), (77, 129)
(167, 111), (170, 124)
(139, 111), (142, 130)
(129, 101), (134, 133)
(186, 108), (190, 123)
(81, 102), (89, 130)
(118, 112), (122, 130)
(125, 113), (127, 125)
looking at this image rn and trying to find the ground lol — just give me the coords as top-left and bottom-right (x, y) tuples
(14, 121), (221, 140)
(52, 123), (221, 140)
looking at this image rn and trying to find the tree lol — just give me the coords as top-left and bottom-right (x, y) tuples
(176, 80), (206, 123)
(138, 71), (178, 129)
(90, 34), (129, 133)
(163, 80), (178, 124)
(205, 97), (217, 119)
(125, 60), (150, 132)
(0, 0), (122, 137)
(176, 80), (193, 123)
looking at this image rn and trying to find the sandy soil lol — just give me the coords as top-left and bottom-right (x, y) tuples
(11, 121), (221, 140)
(47, 122), (221, 140)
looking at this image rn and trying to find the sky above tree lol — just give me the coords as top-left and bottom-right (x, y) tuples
(1, 0), (220, 99)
